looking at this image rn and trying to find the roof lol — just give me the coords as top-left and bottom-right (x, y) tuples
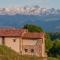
(0, 28), (27, 37)
(0, 28), (44, 39)
(22, 32), (44, 39)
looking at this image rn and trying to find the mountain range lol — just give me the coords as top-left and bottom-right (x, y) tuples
(0, 7), (60, 32)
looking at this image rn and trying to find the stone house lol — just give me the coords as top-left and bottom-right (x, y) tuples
(0, 28), (46, 57)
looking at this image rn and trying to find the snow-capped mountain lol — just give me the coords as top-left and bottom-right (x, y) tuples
(0, 7), (60, 32)
(0, 7), (60, 15)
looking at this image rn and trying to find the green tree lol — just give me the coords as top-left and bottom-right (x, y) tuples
(45, 33), (53, 52)
(23, 24), (43, 32)
(48, 39), (60, 57)
(54, 39), (60, 48)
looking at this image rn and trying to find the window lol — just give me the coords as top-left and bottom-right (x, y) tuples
(25, 49), (28, 52)
(13, 39), (16, 42)
(31, 49), (34, 53)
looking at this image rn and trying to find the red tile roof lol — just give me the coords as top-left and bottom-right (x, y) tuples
(0, 28), (26, 37)
(0, 28), (44, 39)
(22, 32), (44, 39)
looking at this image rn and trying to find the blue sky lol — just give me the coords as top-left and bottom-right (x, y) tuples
(0, 0), (60, 9)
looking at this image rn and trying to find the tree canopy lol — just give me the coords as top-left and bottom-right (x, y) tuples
(45, 33), (53, 52)
(23, 24), (43, 32)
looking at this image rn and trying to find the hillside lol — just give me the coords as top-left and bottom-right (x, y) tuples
(0, 45), (43, 60)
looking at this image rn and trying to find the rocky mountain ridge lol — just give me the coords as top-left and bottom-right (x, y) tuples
(0, 7), (60, 15)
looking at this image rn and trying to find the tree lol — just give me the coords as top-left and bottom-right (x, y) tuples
(45, 33), (53, 52)
(48, 39), (60, 57)
(54, 39), (60, 48)
(23, 24), (43, 32)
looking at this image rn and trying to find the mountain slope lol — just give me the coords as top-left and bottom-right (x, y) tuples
(0, 7), (60, 32)
(0, 14), (60, 32)
(0, 7), (60, 16)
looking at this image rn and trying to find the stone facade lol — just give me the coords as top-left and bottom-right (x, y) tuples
(22, 39), (43, 57)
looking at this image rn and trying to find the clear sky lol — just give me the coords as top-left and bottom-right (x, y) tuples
(0, 0), (60, 9)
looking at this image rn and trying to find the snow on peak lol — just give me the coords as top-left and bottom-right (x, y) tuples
(0, 7), (60, 15)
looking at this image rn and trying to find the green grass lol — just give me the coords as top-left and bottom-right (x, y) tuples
(48, 57), (59, 60)
(0, 45), (44, 60)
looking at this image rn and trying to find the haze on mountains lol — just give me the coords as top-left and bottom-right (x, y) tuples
(0, 7), (60, 32)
